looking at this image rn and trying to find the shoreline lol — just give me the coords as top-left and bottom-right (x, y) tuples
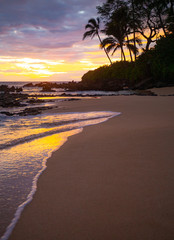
(8, 92), (174, 239)
(1, 128), (82, 240)
(0, 111), (118, 239)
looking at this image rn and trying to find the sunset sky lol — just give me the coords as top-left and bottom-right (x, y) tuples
(0, 0), (126, 82)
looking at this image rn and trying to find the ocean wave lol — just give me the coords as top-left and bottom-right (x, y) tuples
(0, 115), (116, 150)
(39, 115), (110, 128)
(0, 126), (78, 150)
(0, 111), (120, 150)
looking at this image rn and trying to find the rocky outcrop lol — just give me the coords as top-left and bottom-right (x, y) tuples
(0, 93), (28, 108)
(0, 106), (55, 116)
(0, 85), (23, 93)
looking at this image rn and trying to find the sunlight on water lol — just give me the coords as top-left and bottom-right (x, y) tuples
(0, 111), (120, 240)
(0, 129), (81, 239)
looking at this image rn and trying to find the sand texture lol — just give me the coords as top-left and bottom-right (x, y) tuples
(9, 94), (174, 240)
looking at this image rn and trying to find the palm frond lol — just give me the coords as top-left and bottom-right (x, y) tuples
(101, 37), (116, 47)
(83, 30), (95, 40)
(126, 43), (136, 53)
(128, 36), (142, 46)
(100, 36), (120, 56)
(88, 18), (99, 29)
(128, 43), (139, 55)
(96, 17), (100, 26)
(106, 43), (117, 53)
(91, 31), (97, 39)
(85, 23), (94, 30)
(112, 45), (120, 56)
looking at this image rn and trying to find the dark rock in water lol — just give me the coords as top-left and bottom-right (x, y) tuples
(18, 106), (54, 116)
(27, 98), (45, 104)
(0, 93), (28, 108)
(65, 98), (80, 101)
(0, 100), (26, 108)
(0, 85), (23, 93)
(0, 111), (14, 116)
(60, 93), (67, 96)
(18, 108), (42, 116)
(40, 85), (56, 92)
(0, 105), (55, 117)
(23, 83), (34, 87)
(41, 87), (56, 92)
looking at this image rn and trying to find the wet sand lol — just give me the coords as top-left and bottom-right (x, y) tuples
(9, 93), (174, 240)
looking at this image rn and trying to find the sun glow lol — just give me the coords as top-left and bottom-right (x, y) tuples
(0, 52), (109, 81)
(0, 42), (142, 82)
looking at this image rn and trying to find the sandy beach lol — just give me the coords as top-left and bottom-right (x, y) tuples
(9, 89), (174, 240)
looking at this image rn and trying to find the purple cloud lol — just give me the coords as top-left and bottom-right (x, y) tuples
(0, 0), (106, 79)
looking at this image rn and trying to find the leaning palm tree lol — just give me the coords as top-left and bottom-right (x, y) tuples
(101, 35), (140, 61)
(101, 18), (127, 61)
(101, 7), (141, 62)
(83, 18), (112, 64)
(100, 36), (126, 61)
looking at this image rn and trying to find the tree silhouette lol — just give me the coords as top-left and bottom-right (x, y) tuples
(83, 18), (112, 64)
(100, 6), (141, 61)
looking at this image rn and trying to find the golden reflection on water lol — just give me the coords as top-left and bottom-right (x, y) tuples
(0, 129), (81, 238)
(0, 129), (81, 172)
(38, 96), (92, 100)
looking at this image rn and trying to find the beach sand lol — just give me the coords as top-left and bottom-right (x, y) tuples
(9, 92), (174, 240)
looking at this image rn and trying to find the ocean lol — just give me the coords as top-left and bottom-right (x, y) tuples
(0, 82), (120, 240)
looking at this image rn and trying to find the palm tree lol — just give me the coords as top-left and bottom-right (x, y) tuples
(100, 5), (142, 62)
(101, 16), (139, 61)
(100, 36), (126, 61)
(83, 18), (112, 64)
(100, 35), (140, 61)
(131, 0), (137, 60)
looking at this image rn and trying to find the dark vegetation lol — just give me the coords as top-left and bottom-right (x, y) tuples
(80, 34), (174, 90)
(80, 0), (174, 90)
(2, 1), (173, 94)
(23, 0), (174, 92)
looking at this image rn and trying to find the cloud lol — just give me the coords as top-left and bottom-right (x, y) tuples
(0, 0), (104, 33)
(0, 0), (108, 81)
(0, 0), (104, 53)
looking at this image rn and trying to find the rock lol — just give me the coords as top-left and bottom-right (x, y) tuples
(0, 93), (28, 108)
(17, 106), (53, 116)
(0, 111), (14, 116)
(23, 83), (34, 87)
(65, 98), (80, 101)
(27, 98), (45, 104)
(40, 85), (56, 92)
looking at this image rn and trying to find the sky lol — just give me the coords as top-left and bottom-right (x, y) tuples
(0, 0), (125, 82)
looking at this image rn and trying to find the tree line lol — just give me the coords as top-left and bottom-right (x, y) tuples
(83, 0), (174, 63)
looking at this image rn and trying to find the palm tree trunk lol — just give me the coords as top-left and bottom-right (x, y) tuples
(126, 35), (133, 62)
(120, 45), (126, 61)
(97, 33), (112, 65)
(131, 0), (136, 61)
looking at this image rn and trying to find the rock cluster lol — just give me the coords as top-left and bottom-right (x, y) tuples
(0, 106), (55, 116)
(0, 84), (23, 93)
(0, 93), (28, 108)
